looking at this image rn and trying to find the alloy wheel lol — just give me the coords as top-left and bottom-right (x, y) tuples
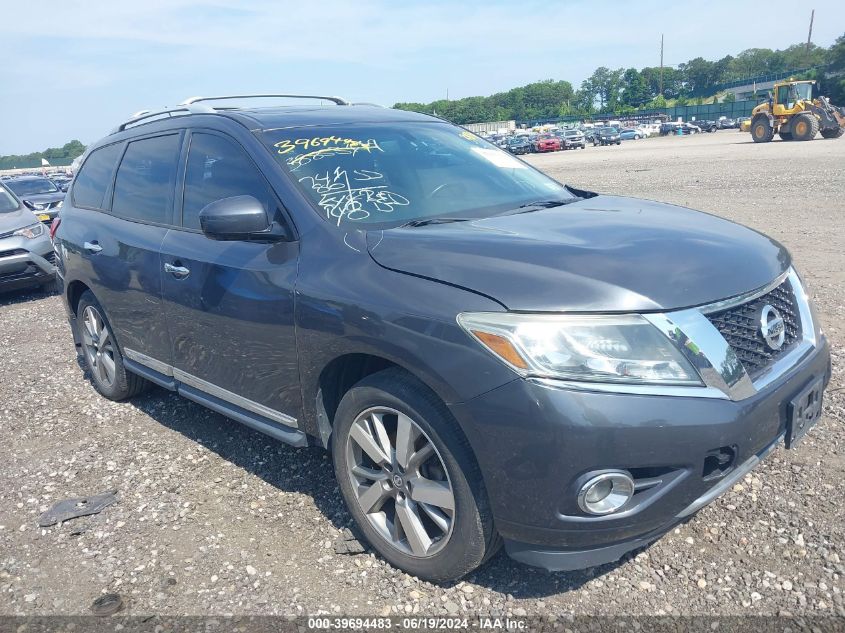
(81, 306), (117, 387)
(345, 406), (455, 558)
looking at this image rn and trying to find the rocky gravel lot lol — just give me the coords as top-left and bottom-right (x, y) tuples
(0, 131), (843, 619)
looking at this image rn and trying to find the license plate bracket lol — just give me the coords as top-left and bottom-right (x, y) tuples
(786, 377), (824, 449)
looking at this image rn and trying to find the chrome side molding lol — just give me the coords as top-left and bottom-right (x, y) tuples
(123, 348), (299, 429)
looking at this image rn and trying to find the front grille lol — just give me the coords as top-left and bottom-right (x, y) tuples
(706, 279), (801, 379)
(0, 248), (27, 259)
(43, 251), (57, 264)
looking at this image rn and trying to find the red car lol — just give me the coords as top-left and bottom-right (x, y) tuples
(534, 135), (561, 152)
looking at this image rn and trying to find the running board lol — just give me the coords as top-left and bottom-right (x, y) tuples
(123, 358), (308, 448)
(124, 358), (177, 390)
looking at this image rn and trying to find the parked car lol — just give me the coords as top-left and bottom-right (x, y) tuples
(505, 137), (532, 155)
(560, 129), (586, 149)
(51, 176), (73, 192)
(693, 120), (718, 133)
(718, 118), (737, 129)
(0, 180), (57, 293)
(3, 175), (65, 223)
(534, 135), (561, 152)
(619, 128), (644, 140)
(593, 126), (621, 145)
(55, 95), (829, 583)
(660, 122), (699, 136)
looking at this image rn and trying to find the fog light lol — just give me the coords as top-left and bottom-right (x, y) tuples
(578, 471), (635, 515)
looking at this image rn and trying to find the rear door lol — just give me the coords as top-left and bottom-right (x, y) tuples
(72, 133), (182, 366)
(159, 129), (302, 426)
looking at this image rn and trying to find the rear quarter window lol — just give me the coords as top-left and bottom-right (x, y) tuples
(72, 143), (124, 210)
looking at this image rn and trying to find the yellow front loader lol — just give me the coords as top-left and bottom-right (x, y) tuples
(750, 79), (845, 143)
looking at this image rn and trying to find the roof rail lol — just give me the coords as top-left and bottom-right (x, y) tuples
(179, 94), (350, 106)
(110, 102), (216, 134)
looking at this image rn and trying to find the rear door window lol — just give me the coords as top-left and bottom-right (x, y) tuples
(72, 143), (123, 210)
(181, 132), (276, 230)
(112, 134), (181, 224)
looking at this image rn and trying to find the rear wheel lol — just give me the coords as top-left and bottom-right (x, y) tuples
(77, 291), (150, 401)
(820, 127), (844, 139)
(332, 368), (500, 582)
(791, 113), (819, 141)
(751, 116), (774, 143)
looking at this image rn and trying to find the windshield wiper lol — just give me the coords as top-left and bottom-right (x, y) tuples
(496, 198), (579, 217)
(517, 199), (572, 209)
(402, 217), (475, 228)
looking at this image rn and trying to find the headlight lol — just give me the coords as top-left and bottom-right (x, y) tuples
(13, 223), (45, 239)
(457, 312), (702, 385)
(56, 200), (63, 208)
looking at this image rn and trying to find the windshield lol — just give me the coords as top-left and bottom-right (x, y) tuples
(6, 178), (59, 196)
(263, 122), (574, 229)
(794, 83), (813, 101)
(600, 127), (617, 134)
(0, 184), (21, 213)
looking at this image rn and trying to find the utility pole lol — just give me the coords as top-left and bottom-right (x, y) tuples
(805, 9), (815, 64)
(659, 34), (664, 96)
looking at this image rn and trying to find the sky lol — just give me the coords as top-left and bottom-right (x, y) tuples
(0, 0), (842, 154)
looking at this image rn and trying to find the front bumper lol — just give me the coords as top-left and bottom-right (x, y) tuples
(449, 334), (831, 571)
(0, 234), (56, 291)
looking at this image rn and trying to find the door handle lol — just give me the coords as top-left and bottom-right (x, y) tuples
(83, 241), (102, 254)
(164, 262), (191, 279)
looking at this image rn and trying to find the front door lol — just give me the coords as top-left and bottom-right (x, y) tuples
(159, 130), (302, 427)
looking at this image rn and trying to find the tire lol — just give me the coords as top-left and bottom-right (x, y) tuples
(791, 113), (819, 141)
(41, 276), (59, 294)
(820, 127), (844, 139)
(332, 368), (500, 582)
(751, 115), (774, 143)
(77, 290), (150, 401)
(779, 130), (793, 141)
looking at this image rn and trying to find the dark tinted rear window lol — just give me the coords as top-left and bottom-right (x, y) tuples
(72, 143), (123, 209)
(112, 134), (180, 224)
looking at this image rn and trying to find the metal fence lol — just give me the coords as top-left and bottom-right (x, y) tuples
(520, 99), (760, 128)
(710, 68), (816, 93)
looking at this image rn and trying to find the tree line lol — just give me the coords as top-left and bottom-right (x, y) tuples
(0, 140), (86, 170)
(395, 35), (845, 123)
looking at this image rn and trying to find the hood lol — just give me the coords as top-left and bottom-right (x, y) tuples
(21, 191), (65, 204)
(367, 195), (789, 312)
(0, 208), (39, 235)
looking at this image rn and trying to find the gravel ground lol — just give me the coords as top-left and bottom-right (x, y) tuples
(0, 131), (843, 618)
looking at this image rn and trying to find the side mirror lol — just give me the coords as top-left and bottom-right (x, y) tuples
(198, 195), (280, 241)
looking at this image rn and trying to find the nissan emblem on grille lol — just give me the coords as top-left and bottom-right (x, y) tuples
(759, 304), (786, 351)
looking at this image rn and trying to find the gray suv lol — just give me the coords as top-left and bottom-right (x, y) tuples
(54, 94), (830, 582)
(0, 181), (57, 293)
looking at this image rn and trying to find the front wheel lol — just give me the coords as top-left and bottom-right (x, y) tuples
(332, 368), (499, 582)
(791, 113), (819, 141)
